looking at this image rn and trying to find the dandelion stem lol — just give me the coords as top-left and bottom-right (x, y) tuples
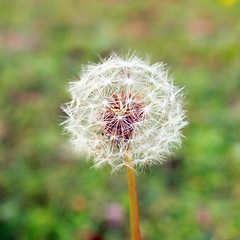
(125, 150), (141, 240)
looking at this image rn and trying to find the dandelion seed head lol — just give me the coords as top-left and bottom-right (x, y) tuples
(62, 52), (188, 170)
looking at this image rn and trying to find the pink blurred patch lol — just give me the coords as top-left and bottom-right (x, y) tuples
(12, 90), (41, 104)
(197, 207), (211, 227)
(0, 31), (39, 51)
(187, 17), (213, 39)
(120, 15), (149, 39)
(104, 203), (124, 226)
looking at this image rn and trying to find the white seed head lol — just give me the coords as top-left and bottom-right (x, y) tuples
(61, 53), (188, 171)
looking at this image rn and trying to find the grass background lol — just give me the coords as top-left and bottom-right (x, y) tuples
(0, 0), (240, 239)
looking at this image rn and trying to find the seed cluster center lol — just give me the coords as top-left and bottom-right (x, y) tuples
(101, 90), (145, 148)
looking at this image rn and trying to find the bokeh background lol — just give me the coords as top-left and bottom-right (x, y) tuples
(1, 0), (240, 239)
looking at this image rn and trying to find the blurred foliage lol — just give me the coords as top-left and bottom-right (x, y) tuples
(0, 0), (240, 239)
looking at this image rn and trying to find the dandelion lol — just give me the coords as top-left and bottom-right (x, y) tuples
(62, 52), (187, 240)
(218, 0), (236, 7)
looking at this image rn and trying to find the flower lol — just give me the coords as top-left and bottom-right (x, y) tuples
(62, 53), (187, 171)
(218, 0), (236, 6)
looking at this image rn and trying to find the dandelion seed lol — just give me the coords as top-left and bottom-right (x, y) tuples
(61, 52), (188, 240)
(62, 52), (187, 170)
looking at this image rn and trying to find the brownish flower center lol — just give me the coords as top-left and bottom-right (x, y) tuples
(101, 90), (145, 149)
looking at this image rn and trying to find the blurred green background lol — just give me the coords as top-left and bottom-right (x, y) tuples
(0, 0), (240, 239)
